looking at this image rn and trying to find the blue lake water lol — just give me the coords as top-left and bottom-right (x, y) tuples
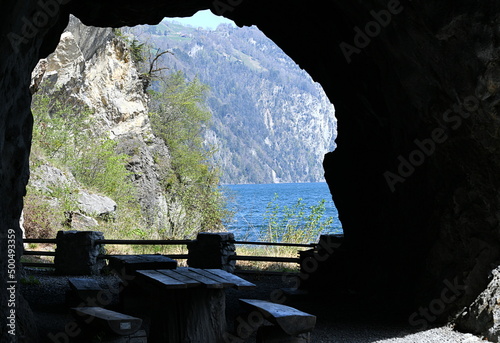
(222, 182), (343, 241)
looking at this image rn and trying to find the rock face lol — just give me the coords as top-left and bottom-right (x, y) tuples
(41, 16), (149, 132)
(114, 134), (190, 235)
(2, 1), (500, 342)
(29, 16), (191, 236)
(456, 267), (500, 341)
(29, 164), (77, 194)
(64, 211), (98, 230)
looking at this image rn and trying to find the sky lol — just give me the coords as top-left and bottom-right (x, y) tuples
(165, 10), (235, 30)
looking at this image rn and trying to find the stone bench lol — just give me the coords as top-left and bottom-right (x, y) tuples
(238, 299), (316, 343)
(66, 277), (104, 306)
(71, 306), (146, 342)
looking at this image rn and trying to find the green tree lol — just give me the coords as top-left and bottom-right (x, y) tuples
(130, 39), (146, 64)
(149, 71), (230, 236)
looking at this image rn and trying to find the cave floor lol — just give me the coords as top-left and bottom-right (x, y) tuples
(21, 268), (484, 343)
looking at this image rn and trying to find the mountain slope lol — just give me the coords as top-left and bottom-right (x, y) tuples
(128, 21), (337, 184)
(26, 16), (227, 240)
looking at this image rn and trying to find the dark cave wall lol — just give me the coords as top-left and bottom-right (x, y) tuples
(1, 0), (500, 341)
(0, 1), (71, 341)
(315, 1), (500, 315)
(222, 0), (500, 315)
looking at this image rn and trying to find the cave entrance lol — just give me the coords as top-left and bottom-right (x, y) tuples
(25, 11), (342, 254)
(132, 10), (342, 244)
(7, 1), (500, 341)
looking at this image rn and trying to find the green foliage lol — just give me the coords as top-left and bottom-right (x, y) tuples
(129, 39), (146, 64)
(23, 192), (62, 239)
(29, 94), (141, 237)
(112, 28), (124, 38)
(149, 71), (231, 237)
(112, 28), (146, 65)
(150, 71), (211, 151)
(31, 95), (95, 165)
(31, 95), (134, 199)
(70, 138), (135, 202)
(236, 194), (336, 271)
(262, 194), (334, 244)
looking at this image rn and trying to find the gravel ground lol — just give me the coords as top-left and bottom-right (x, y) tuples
(21, 268), (486, 343)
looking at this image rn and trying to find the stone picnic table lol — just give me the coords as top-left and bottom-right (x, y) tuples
(107, 254), (256, 342)
(136, 267), (256, 342)
(107, 254), (178, 275)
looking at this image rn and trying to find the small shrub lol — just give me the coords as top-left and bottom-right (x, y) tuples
(23, 193), (62, 239)
(262, 195), (334, 243)
(70, 138), (135, 202)
(261, 195), (335, 257)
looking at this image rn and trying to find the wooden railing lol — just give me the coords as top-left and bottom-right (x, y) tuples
(230, 241), (314, 264)
(95, 239), (192, 260)
(22, 237), (317, 268)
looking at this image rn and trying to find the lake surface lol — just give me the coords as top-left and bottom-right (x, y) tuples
(223, 182), (343, 241)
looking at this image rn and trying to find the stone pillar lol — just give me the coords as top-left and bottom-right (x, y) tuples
(188, 232), (236, 273)
(55, 230), (105, 275)
(317, 234), (344, 252)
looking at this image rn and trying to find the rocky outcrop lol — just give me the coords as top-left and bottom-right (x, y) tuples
(29, 16), (188, 238)
(40, 16), (149, 132)
(115, 134), (182, 233)
(29, 164), (77, 194)
(456, 266), (500, 341)
(2, 1), (500, 342)
(64, 211), (98, 230)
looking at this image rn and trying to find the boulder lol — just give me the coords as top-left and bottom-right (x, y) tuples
(65, 211), (99, 230)
(77, 191), (117, 220)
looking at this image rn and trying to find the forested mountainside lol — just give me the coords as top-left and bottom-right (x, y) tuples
(128, 21), (337, 184)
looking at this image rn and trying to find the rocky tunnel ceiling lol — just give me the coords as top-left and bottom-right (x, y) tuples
(2, 0), (500, 341)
